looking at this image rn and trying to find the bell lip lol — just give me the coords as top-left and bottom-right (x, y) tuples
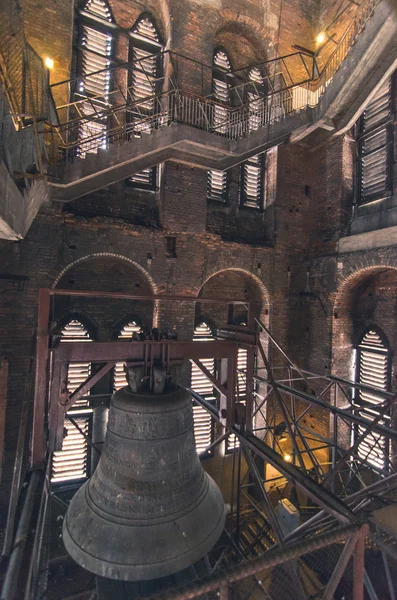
(62, 476), (226, 581)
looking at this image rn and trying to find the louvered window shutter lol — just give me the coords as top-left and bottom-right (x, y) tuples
(356, 329), (390, 471)
(114, 321), (141, 391)
(51, 320), (93, 484)
(191, 323), (215, 455)
(241, 154), (264, 209)
(240, 67), (266, 209)
(357, 77), (393, 205)
(77, 0), (114, 155)
(128, 17), (163, 189)
(208, 51), (232, 200)
(207, 169), (228, 201)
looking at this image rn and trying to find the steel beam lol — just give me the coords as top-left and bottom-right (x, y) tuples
(254, 375), (397, 442)
(323, 531), (359, 600)
(32, 288), (51, 468)
(53, 339), (240, 363)
(240, 432), (355, 523)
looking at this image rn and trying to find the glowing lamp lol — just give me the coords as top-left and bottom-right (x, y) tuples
(45, 57), (54, 70)
(284, 454), (292, 462)
(316, 32), (325, 45)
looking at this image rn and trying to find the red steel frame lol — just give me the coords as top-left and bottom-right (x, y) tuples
(31, 287), (256, 468)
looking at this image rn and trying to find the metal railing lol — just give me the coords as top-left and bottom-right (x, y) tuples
(0, 0), (48, 129)
(41, 0), (380, 165)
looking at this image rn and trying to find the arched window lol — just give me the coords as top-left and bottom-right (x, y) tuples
(207, 50), (232, 201)
(75, 0), (115, 154)
(128, 15), (164, 190)
(51, 319), (93, 484)
(191, 322), (215, 455)
(355, 327), (391, 470)
(240, 67), (265, 210)
(113, 320), (141, 391)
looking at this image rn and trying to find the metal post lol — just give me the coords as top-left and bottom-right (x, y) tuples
(353, 525), (368, 600)
(32, 288), (50, 468)
(1, 470), (41, 600)
(323, 532), (359, 600)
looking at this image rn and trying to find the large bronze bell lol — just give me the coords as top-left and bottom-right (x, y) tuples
(63, 383), (226, 581)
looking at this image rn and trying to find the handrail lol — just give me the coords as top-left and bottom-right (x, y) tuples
(38, 0), (381, 163)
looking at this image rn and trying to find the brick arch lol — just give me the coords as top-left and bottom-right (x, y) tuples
(52, 253), (157, 293)
(51, 253), (158, 337)
(332, 265), (397, 380)
(214, 14), (270, 66)
(195, 267), (270, 329)
(109, 0), (171, 44)
(197, 267), (270, 305)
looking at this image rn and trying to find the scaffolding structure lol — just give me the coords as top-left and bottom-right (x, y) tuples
(1, 287), (396, 600)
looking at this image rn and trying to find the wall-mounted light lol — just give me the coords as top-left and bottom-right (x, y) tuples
(45, 57), (54, 70)
(316, 32), (326, 45)
(284, 454), (292, 462)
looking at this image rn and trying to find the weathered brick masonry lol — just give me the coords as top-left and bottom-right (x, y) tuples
(1, 0), (397, 532)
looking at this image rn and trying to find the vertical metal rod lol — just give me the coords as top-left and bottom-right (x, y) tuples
(380, 541), (396, 600)
(323, 532), (359, 600)
(1, 470), (41, 600)
(32, 288), (51, 468)
(353, 525), (368, 600)
(3, 332), (36, 557)
(235, 443), (242, 547)
(218, 584), (229, 600)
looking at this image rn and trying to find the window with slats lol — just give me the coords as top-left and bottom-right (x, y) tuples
(127, 15), (163, 189)
(227, 321), (248, 452)
(76, 0), (114, 155)
(240, 153), (265, 209)
(240, 67), (265, 209)
(113, 321), (141, 391)
(356, 77), (393, 205)
(51, 320), (93, 485)
(191, 322), (215, 456)
(355, 328), (391, 471)
(208, 50), (232, 201)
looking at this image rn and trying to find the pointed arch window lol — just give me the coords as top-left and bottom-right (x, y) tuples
(51, 319), (93, 485)
(127, 15), (164, 190)
(355, 327), (391, 471)
(113, 320), (142, 391)
(191, 322), (215, 455)
(75, 0), (115, 154)
(240, 67), (265, 210)
(207, 50), (232, 201)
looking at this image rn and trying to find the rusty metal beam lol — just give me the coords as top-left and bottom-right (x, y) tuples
(53, 340), (240, 363)
(192, 390), (355, 523)
(254, 374), (397, 442)
(63, 362), (116, 411)
(192, 359), (227, 397)
(353, 526), (368, 600)
(32, 289), (51, 468)
(240, 432), (355, 523)
(323, 531), (360, 600)
(48, 287), (251, 306)
(143, 524), (361, 600)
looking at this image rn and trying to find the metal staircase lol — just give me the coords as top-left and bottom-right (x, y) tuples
(43, 0), (392, 202)
(0, 0), (395, 231)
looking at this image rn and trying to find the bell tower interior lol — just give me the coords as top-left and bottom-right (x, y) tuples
(1, 0), (397, 598)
